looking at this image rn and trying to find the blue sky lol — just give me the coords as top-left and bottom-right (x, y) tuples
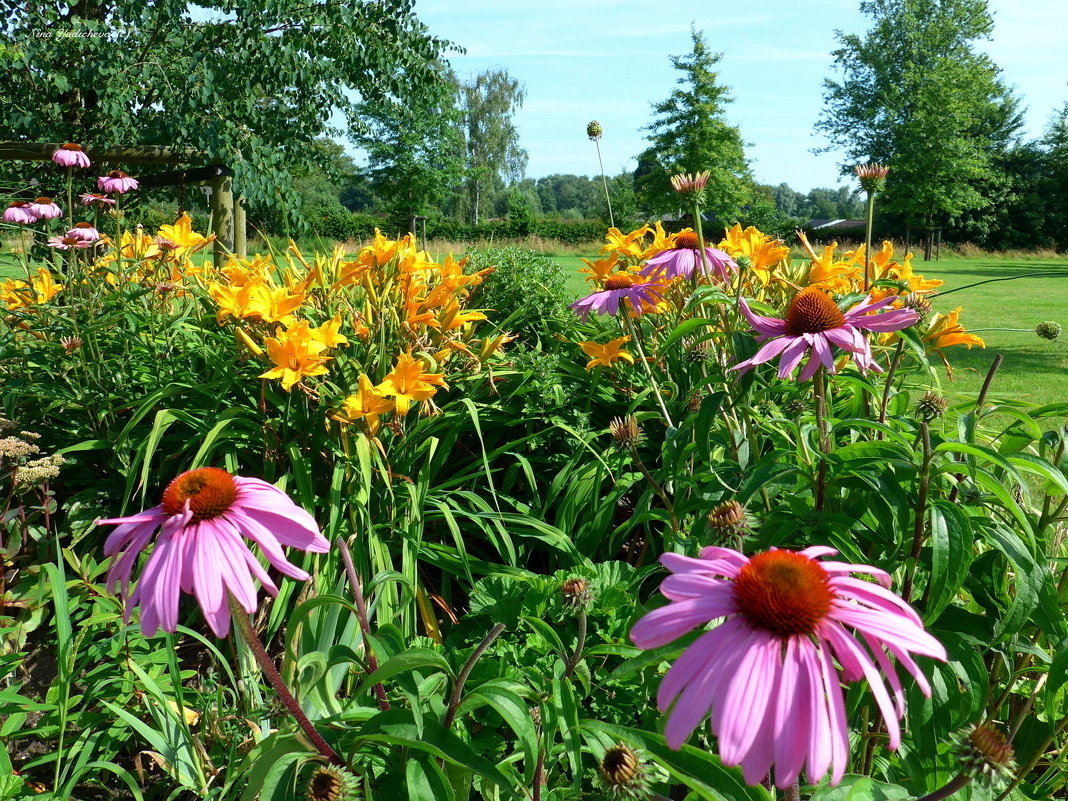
(407, 0), (1068, 192)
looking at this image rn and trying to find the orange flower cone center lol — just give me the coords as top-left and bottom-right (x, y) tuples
(162, 467), (238, 520)
(968, 724), (1014, 767)
(34, 197), (53, 204)
(784, 288), (846, 336)
(603, 274), (636, 291)
(62, 237), (79, 246)
(733, 551), (834, 637)
(62, 143), (83, 151)
(674, 231), (700, 250)
(108, 170), (127, 179)
(9, 201), (28, 208)
(74, 222), (93, 229)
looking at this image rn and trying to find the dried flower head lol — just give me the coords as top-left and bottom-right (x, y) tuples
(855, 162), (889, 193)
(609, 415), (643, 448)
(587, 120), (603, 141)
(784, 398), (808, 417)
(598, 742), (650, 800)
(561, 577), (593, 612)
(305, 764), (359, 801)
(686, 338), (714, 364)
(670, 171), (711, 197)
(916, 391), (949, 421)
(955, 723), (1016, 786)
(1036, 321), (1061, 341)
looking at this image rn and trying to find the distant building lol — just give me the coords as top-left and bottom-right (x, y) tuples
(803, 219), (867, 237)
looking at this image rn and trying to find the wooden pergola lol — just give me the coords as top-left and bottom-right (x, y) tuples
(0, 143), (247, 267)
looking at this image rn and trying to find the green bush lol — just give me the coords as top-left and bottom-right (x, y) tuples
(466, 246), (578, 343)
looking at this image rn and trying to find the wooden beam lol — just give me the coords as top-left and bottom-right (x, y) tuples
(0, 142), (207, 166)
(135, 164), (231, 190)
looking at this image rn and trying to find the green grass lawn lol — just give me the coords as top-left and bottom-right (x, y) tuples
(549, 251), (1067, 407)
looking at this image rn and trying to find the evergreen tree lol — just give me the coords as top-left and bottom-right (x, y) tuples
(637, 27), (750, 222)
(817, 0), (1020, 250)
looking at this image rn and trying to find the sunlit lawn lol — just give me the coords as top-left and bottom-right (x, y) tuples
(551, 252), (1068, 408)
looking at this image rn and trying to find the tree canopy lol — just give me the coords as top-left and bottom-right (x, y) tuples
(817, 0), (1020, 229)
(636, 27), (750, 223)
(0, 0), (454, 226)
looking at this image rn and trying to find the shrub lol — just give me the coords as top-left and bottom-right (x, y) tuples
(466, 246), (578, 342)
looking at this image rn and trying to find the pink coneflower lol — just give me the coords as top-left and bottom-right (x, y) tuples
(28, 197), (62, 220)
(640, 230), (737, 282)
(569, 273), (665, 322)
(80, 192), (116, 208)
(97, 170), (139, 194)
(97, 468), (330, 637)
(67, 222), (100, 242)
(47, 235), (93, 250)
(732, 287), (918, 381)
(52, 143), (91, 169)
(3, 201), (38, 224)
(630, 546), (946, 788)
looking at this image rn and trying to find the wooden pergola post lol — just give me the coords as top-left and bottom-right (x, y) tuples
(234, 194), (247, 258)
(210, 173), (234, 269)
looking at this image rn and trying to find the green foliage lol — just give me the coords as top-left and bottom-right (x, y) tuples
(458, 70), (529, 225)
(637, 26), (751, 222)
(466, 248), (576, 342)
(818, 0), (1021, 227)
(0, 0), (453, 229)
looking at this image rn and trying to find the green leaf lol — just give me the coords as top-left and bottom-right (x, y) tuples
(357, 709), (509, 787)
(456, 681), (539, 782)
(355, 648), (453, 700)
(406, 754), (456, 801)
(926, 502), (973, 622)
(582, 721), (772, 801)
(807, 775), (911, 800)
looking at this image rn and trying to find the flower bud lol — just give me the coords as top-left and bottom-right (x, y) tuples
(609, 415), (643, 448)
(305, 765), (359, 801)
(955, 723), (1015, 786)
(587, 120), (603, 141)
(855, 162), (889, 193)
(561, 577), (592, 612)
(916, 391), (949, 421)
(598, 742), (650, 799)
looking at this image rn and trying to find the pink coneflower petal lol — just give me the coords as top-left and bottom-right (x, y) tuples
(97, 468), (328, 637)
(630, 546), (945, 788)
(737, 297), (787, 337)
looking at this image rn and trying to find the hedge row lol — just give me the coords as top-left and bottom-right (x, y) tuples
(308, 210), (607, 245)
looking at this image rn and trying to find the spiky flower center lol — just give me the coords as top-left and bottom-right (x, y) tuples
(600, 743), (641, 785)
(62, 143), (83, 151)
(784, 288), (846, 336)
(61, 237), (79, 246)
(162, 467), (237, 520)
(9, 201), (28, 208)
(34, 197), (53, 204)
(708, 500), (747, 531)
(107, 170), (128, 179)
(603, 274), (635, 291)
(674, 231), (700, 250)
(74, 222), (93, 229)
(733, 551), (834, 637)
(967, 724), (1014, 768)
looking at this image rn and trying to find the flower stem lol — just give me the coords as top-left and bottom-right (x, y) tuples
(914, 772), (970, 801)
(863, 189), (876, 292)
(442, 623), (505, 730)
(813, 368), (832, 511)
(335, 536), (389, 711)
(629, 445), (679, 534)
(903, 421), (932, 604)
(562, 610), (587, 680)
(877, 339), (906, 439)
(227, 594), (344, 766)
(594, 138), (614, 229)
(621, 313), (674, 429)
